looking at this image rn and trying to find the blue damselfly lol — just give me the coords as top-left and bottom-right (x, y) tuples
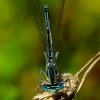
(29, 0), (65, 93)
(41, 5), (64, 93)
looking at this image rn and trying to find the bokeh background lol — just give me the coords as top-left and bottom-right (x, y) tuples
(0, 0), (100, 100)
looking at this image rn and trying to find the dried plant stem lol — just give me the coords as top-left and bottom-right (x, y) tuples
(75, 52), (100, 95)
(75, 52), (100, 76)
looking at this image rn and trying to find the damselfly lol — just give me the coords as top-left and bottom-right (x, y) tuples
(41, 5), (64, 93)
(29, 0), (65, 93)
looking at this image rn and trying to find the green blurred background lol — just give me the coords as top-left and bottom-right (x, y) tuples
(0, 0), (100, 100)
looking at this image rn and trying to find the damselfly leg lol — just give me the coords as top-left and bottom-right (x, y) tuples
(34, 68), (48, 92)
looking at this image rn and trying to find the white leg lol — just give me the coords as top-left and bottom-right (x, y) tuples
(34, 68), (48, 92)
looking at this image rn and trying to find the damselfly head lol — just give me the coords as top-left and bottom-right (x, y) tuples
(41, 83), (64, 93)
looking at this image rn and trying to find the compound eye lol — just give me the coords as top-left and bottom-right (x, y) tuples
(59, 83), (61, 86)
(42, 85), (48, 91)
(59, 83), (64, 89)
(44, 85), (47, 88)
